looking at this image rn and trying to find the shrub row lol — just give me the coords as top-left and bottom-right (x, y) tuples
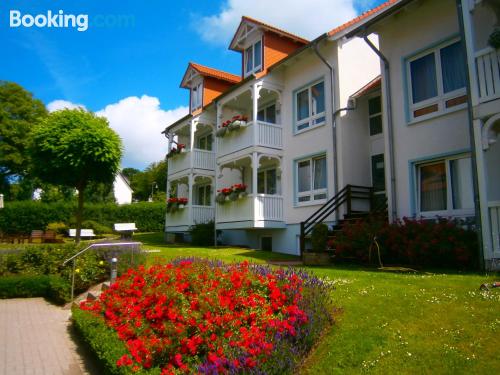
(0, 201), (166, 234)
(72, 308), (148, 375)
(0, 244), (109, 294)
(332, 217), (479, 269)
(0, 275), (70, 305)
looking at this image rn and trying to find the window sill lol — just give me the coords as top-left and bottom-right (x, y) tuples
(294, 199), (327, 208)
(294, 122), (326, 136)
(407, 103), (467, 126)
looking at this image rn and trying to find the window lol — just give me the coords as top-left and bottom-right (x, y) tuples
(195, 184), (211, 206)
(244, 39), (262, 76)
(191, 82), (203, 112)
(196, 133), (213, 151)
(295, 81), (325, 132)
(258, 168), (277, 195)
(296, 155), (327, 204)
(417, 156), (473, 215)
(407, 39), (466, 120)
(257, 103), (276, 124)
(368, 96), (382, 136)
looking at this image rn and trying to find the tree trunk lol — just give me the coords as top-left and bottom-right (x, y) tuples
(75, 187), (85, 244)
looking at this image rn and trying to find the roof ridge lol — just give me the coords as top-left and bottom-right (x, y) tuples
(187, 62), (241, 83)
(241, 15), (310, 44)
(327, 0), (399, 37)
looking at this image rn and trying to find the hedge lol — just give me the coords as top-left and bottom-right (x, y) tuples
(72, 308), (160, 375)
(0, 201), (166, 234)
(0, 275), (71, 305)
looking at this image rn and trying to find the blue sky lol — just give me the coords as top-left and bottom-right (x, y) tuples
(1, 0), (385, 168)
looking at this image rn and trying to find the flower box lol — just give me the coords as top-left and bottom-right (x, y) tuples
(216, 184), (247, 204)
(216, 115), (248, 138)
(167, 197), (188, 213)
(166, 143), (186, 159)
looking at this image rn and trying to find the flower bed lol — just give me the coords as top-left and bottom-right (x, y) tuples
(216, 115), (248, 138)
(77, 258), (334, 374)
(216, 184), (247, 204)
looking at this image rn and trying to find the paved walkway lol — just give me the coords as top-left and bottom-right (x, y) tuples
(0, 298), (99, 375)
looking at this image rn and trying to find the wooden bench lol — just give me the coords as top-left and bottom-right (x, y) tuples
(114, 223), (137, 239)
(42, 230), (63, 243)
(69, 229), (95, 239)
(29, 230), (44, 243)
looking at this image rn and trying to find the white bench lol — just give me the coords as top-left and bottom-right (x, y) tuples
(69, 229), (95, 238)
(114, 223), (137, 238)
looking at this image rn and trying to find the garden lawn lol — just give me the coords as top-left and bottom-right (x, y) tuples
(135, 232), (500, 374)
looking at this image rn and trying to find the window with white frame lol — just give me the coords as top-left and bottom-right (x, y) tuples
(190, 82), (203, 112)
(244, 39), (262, 76)
(417, 156), (474, 215)
(258, 168), (278, 195)
(195, 184), (211, 206)
(295, 80), (326, 132)
(257, 102), (276, 124)
(368, 96), (382, 136)
(407, 39), (467, 120)
(296, 155), (327, 204)
(196, 133), (213, 151)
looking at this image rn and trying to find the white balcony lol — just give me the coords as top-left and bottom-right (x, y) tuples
(166, 205), (215, 231)
(168, 149), (216, 176)
(475, 47), (500, 103)
(217, 121), (283, 157)
(216, 194), (284, 229)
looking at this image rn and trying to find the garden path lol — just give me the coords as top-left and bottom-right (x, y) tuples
(0, 298), (98, 375)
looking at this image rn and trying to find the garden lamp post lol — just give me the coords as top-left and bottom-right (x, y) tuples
(0, 194), (3, 209)
(149, 182), (158, 202)
(111, 257), (118, 284)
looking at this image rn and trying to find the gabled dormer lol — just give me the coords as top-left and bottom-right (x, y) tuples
(229, 16), (309, 78)
(180, 62), (241, 114)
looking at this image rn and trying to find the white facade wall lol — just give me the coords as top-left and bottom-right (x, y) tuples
(114, 174), (133, 205)
(376, 0), (471, 219)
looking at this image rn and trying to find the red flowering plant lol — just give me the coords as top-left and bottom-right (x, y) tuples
(166, 144), (186, 159)
(216, 115), (249, 138)
(167, 197), (188, 213)
(77, 258), (335, 374)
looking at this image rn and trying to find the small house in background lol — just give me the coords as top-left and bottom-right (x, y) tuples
(114, 171), (133, 205)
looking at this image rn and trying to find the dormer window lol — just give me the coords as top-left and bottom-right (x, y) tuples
(244, 39), (262, 76)
(191, 82), (203, 112)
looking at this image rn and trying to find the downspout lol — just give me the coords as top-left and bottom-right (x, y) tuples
(313, 39), (339, 218)
(455, 0), (484, 270)
(362, 34), (398, 221)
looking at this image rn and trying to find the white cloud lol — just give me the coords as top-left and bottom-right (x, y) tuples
(96, 96), (188, 169)
(47, 96), (188, 169)
(47, 99), (86, 112)
(196, 0), (358, 45)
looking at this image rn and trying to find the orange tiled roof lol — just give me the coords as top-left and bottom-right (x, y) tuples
(351, 75), (382, 98)
(230, 16), (309, 51)
(188, 62), (241, 84)
(327, 0), (399, 37)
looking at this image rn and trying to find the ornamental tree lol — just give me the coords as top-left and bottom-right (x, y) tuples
(30, 109), (122, 242)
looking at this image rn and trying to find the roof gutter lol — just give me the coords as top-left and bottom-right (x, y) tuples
(362, 33), (397, 221)
(312, 39), (339, 212)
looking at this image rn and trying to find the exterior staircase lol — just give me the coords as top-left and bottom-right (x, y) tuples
(300, 184), (388, 257)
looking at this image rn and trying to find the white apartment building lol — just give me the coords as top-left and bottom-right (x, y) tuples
(163, 0), (500, 270)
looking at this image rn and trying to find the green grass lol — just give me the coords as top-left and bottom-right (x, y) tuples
(135, 232), (500, 374)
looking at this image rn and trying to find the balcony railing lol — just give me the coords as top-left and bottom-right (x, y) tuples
(475, 47), (500, 103)
(216, 194), (283, 225)
(168, 149), (216, 176)
(166, 205), (215, 228)
(217, 121), (283, 157)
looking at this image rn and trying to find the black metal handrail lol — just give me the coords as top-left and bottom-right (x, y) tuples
(299, 184), (374, 256)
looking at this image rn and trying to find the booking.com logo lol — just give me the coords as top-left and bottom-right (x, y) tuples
(9, 10), (135, 32)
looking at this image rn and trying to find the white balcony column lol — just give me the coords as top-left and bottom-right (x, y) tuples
(190, 120), (197, 170)
(252, 152), (259, 219)
(275, 96), (282, 125)
(188, 174), (194, 225)
(252, 83), (262, 144)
